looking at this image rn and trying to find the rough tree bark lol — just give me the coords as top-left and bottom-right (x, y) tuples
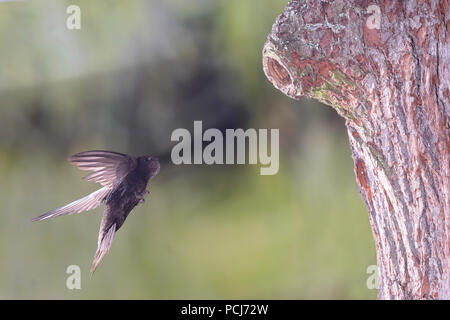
(262, 0), (449, 299)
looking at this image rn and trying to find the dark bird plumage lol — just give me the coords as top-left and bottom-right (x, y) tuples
(32, 150), (160, 272)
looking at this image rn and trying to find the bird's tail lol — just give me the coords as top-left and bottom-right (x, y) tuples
(31, 187), (109, 222)
(91, 223), (116, 273)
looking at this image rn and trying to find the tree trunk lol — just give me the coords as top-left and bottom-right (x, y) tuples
(262, 0), (449, 299)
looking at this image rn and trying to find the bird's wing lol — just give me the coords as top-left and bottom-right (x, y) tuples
(31, 187), (110, 221)
(91, 207), (118, 273)
(69, 150), (137, 189)
(91, 224), (115, 273)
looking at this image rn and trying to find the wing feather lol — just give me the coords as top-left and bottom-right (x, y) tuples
(91, 223), (116, 273)
(32, 150), (136, 222)
(69, 150), (136, 188)
(31, 187), (109, 222)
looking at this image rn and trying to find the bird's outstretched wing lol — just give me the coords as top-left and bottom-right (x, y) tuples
(69, 150), (137, 189)
(91, 206), (119, 273)
(32, 150), (136, 222)
(91, 224), (116, 273)
(31, 187), (110, 222)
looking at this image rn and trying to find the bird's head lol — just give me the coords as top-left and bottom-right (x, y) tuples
(139, 155), (160, 178)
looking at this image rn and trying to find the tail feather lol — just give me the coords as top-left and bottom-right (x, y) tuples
(31, 187), (109, 222)
(91, 223), (116, 273)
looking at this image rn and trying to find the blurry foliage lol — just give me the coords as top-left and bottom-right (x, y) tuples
(0, 0), (376, 299)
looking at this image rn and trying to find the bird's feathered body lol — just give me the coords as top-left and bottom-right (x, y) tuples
(32, 150), (160, 272)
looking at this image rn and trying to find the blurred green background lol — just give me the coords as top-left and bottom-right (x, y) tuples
(0, 0), (376, 299)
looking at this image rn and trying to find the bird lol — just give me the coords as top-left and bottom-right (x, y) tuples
(31, 150), (160, 273)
